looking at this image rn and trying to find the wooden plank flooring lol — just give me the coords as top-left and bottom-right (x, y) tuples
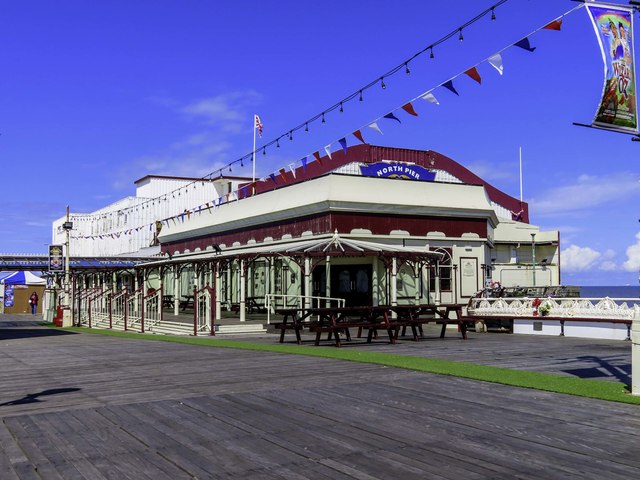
(1, 313), (639, 479)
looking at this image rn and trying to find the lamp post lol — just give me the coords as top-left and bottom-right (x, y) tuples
(531, 233), (536, 287)
(61, 206), (73, 327)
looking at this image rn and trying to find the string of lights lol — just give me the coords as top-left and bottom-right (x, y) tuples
(70, 1), (587, 241)
(86, 0), (514, 219)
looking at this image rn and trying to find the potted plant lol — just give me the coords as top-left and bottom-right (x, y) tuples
(538, 303), (551, 317)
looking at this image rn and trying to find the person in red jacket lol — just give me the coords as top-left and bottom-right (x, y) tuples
(29, 291), (38, 315)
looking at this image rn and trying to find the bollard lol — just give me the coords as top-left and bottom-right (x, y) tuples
(633, 306), (640, 396)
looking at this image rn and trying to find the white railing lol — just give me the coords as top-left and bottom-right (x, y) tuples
(195, 287), (215, 335)
(74, 287), (102, 326)
(111, 289), (128, 329)
(265, 294), (346, 324)
(468, 296), (640, 320)
(142, 289), (162, 332)
(88, 289), (110, 327)
(127, 288), (143, 331)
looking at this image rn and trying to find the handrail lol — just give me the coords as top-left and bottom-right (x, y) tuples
(194, 285), (215, 336)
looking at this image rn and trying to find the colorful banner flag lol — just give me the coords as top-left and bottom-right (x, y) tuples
(383, 112), (401, 123)
(324, 145), (332, 159)
(586, 3), (637, 134)
(488, 54), (504, 75)
(442, 80), (459, 95)
(401, 102), (418, 116)
(338, 137), (348, 154)
(464, 67), (482, 84)
(420, 92), (439, 104)
(353, 129), (366, 144)
(514, 37), (536, 52)
(368, 122), (383, 134)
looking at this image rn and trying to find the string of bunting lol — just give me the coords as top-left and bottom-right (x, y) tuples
(72, 3), (583, 241)
(74, 0), (514, 226)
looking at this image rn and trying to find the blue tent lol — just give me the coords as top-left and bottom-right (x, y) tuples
(1, 271), (46, 285)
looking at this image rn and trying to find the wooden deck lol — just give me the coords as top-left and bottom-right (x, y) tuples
(1, 313), (639, 479)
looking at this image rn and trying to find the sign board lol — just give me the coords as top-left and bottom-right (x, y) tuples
(49, 245), (64, 272)
(360, 162), (436, 181)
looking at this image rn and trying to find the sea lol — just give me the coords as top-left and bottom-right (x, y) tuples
(580, 285), (640, 299)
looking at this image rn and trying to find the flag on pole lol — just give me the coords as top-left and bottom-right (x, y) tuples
(254, 114), (263, 137)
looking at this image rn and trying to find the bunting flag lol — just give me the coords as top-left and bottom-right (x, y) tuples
(301, 157), (308, 172)
(514, 37), (536, 52)
(420, 92), (439, 104)
(324, 145), (332, 159)
(279, 168), (287, 182)
(186, 210), (191, 219)
(544, 19), (562, 31)
(289, 163), (297, 178)
(442, 80), (459, 95)
(368, 122), (383, 135)
(181, 213), (185, 222)
(401, 102), (418, 116)
(488, 54), (504, 75)
(269, 173), (277, 184)
(338, 137), (348, 154)
(464, 66), (482, 84)
(383, 112), (401, 123)
(225, 193), (230, 202)
(353, 129), (366, 144)
(312, 151), (322, 165)
(241, 186), (247, 197)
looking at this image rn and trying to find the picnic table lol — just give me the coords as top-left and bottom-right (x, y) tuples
(276, 303), (471, 347)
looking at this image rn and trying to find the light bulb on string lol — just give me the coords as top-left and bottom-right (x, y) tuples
(359, 90), (363, 101)
(459, 28), (464, 41)
(276, 138), (280, 148)
(289, 130), (293, 140)
(405, 63), (410, 75)
(321, 113), (325, 124)
(380, 77), (386, 89)
(263, 147), (266, 155)
(305, 123), (308, 132)
(339, 102), (343, 113)
(430, 47), (434, 59)
(491, 8), (496, 21)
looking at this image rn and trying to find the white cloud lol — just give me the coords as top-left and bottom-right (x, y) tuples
(599, 261), (618, 271)
(622, 232), (640, 272)
(181, 91), (261, 133)
(561, 244), (602, 272)
(531, 173), (640, 217)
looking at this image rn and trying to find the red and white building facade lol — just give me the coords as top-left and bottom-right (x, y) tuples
(153, 145), (560, 319)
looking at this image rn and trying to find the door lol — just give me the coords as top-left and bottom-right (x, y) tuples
(331, 265), (372, 306)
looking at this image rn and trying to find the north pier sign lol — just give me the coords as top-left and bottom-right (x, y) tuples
(360, 162), (436, 181)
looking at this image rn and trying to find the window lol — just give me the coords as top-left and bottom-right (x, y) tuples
(429, 248), (453, 292)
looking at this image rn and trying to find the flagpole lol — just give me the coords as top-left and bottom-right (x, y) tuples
(252, 115), (256, 183)
(519, 146), (523, 204)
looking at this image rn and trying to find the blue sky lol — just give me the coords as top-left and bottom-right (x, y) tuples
(1, 0), (639, 285)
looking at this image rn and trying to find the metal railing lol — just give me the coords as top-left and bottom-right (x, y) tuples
(468, 296), (640, 320)
(142, 288), (163, 333)
(74, 287), (102, 326)
(194, 286), (215, 335)
(265, 294), (346, 323)
(111, 289), (128, 330)
(126, 288), (144, 331)
(88, 289), (111, 328)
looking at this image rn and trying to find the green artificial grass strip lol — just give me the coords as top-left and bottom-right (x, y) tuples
(55, 326), (639, 405)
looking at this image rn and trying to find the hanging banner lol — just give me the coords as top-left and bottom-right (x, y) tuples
(586, 3), (637, 134)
